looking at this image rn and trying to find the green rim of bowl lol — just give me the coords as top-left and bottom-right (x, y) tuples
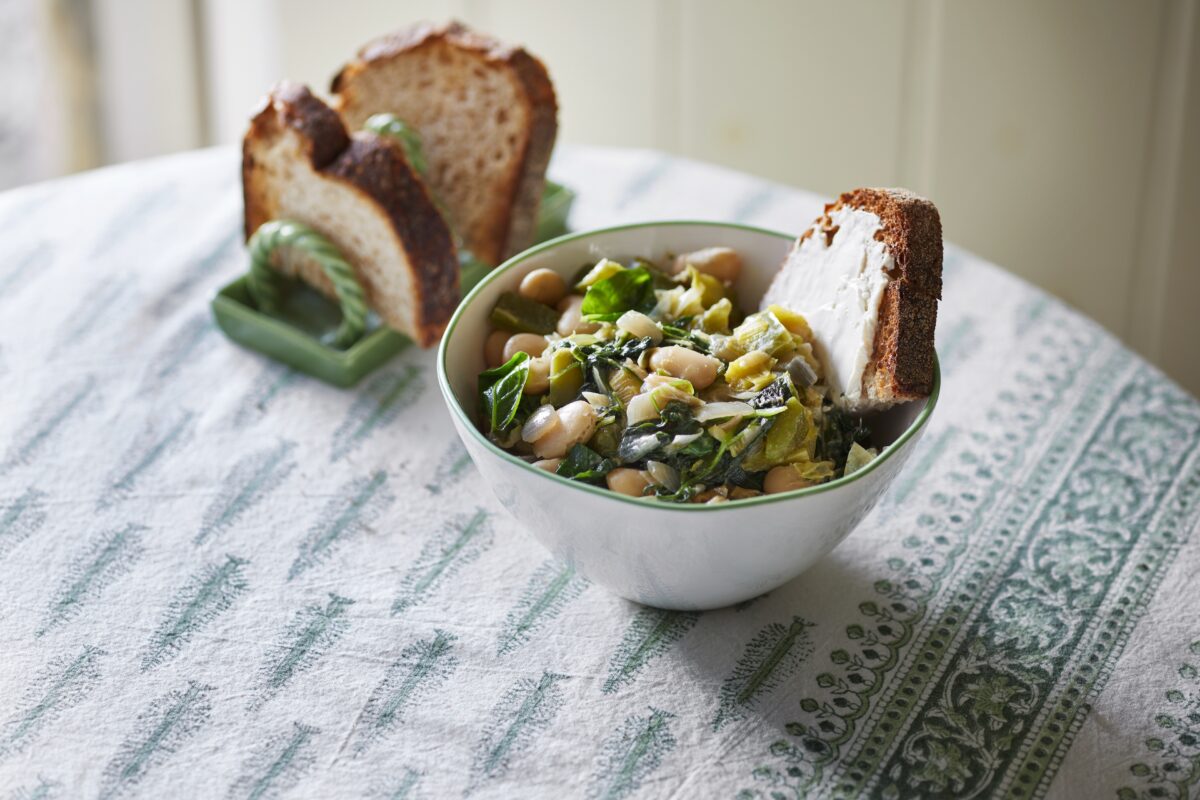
(436, 220), (940, 512)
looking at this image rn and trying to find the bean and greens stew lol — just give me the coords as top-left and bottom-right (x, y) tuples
(475, 248), (878, 503)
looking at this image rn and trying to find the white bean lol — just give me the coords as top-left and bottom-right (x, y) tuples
(616, 310), (663, 343)
(532, 400), (597, 459)
(524, 356), (550, 395)
(764, 465), (815, 495)
(648, 346), (721, 390)
(484, 330), (509, 367)
(532, 458), (563, 472)
(504, 333), (549, 361)
(606, 467), (653, 497)
(519, 269), (567, 306)
(521, 403), (561, 443)
(555, 295), (600, 337)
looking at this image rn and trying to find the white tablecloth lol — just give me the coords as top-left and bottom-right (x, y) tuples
(1, 145), (1199, 800)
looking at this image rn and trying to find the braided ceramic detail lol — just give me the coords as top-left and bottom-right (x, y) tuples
(247, 220), (367, 348)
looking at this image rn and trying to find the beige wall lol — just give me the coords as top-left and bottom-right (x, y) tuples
(75, 0), (1200, 394)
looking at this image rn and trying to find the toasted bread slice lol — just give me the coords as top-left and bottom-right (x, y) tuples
(761, 188), (942, 411)
(243, 82), (458, 347)
(331, 21), (558, 267)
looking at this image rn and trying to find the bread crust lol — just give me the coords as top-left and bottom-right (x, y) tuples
(331, 21), (558, 265)
(243, 82), (458, 346)
(801, 188), (942, 404)
(849, 188), (942, 401)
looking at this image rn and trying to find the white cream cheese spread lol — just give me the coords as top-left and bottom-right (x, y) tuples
(760, 206), (893, 406)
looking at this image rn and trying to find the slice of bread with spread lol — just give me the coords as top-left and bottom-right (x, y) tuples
(761, 188), (942, 412)
(331, 21), (558, 267)
(243, 81), (458, 346)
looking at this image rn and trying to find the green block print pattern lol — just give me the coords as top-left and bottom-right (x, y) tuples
(471, 671), (568, 788)
(255, 594), (354, 706)
(2, 646), (106, 757)
(602, 609), (700, 694)
(57, 275), (136, 349)
(742, 316), (1200, 799)
(714, 617), (815, 732)
(587, 708), (677, 800)
(196, 442), (296, 545)
(392, 510), (492, 615)
(8, 775), (61, 800)
(374, 769), (420, 800)
(152, 228), (241, 318)
(353, 630), (458, 754)
(39, 524), (145, 637)
(1119, 641), (1200, 800)
(99, 682), (213, 800)
(1, 376), (94, 474)
(330, 365), (423, 462)
(100, 411), (194, 508)
(231, 363), (297, 429)
(0, 240), (52, 299)
(228, 722), (320, 800)
(87, 184), (178, 259)
(0, 487), (46, 561)
(425, 441), (474, 495)
(7, 149), (1200, 798)
(288, 471), (393, 580)
(497, 560), (589, 656)
(141, 555), (249, 670)
(145, 313), (216, 386)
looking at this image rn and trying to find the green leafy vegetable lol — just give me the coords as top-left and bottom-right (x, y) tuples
(581, 267), (656, 322)
(490, 291), (560, 334)
(548, 347), (584, 406)
(749, 373), (797, 409)
(556, 444), (615, 484)
(819, 406), (871, 472)
(844, 442), (877, 476)
(479, 352), (531, 434)
(730, 309), (794, 359)
(617, 402), (702, 463)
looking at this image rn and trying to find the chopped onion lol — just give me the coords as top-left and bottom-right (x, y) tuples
(786, 356), (818, 387)
(626, 393), (660, 425)
(695, 401), (754, 422)
(616, 310), (664, 343)
(582, 391), (611, 408)
(619, 432), (663, 463)
(665, 432), (703, 454)
(646, 461), (680, 492)
(648, 384), (701, 408)
(521, 404), (560, 443)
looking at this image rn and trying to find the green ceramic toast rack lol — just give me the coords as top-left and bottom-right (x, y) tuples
(212, 179), (574, 388)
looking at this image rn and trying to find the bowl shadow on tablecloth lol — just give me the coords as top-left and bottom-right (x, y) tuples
(659, 547), (890, 741)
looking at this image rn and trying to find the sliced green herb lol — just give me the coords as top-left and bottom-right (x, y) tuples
(581, 267), (656, 322)
(479, 353), (531, 434)
(749, 373), (797, 409)
(819, 406), (871, 472)
(556, 444), (615, 484)
(491, 292), (559, 334)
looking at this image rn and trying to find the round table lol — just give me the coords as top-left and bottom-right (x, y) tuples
(1, 146), (1198, 800)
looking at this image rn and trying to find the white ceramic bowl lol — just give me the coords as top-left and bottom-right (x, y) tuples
(437, 222), (938, 610)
